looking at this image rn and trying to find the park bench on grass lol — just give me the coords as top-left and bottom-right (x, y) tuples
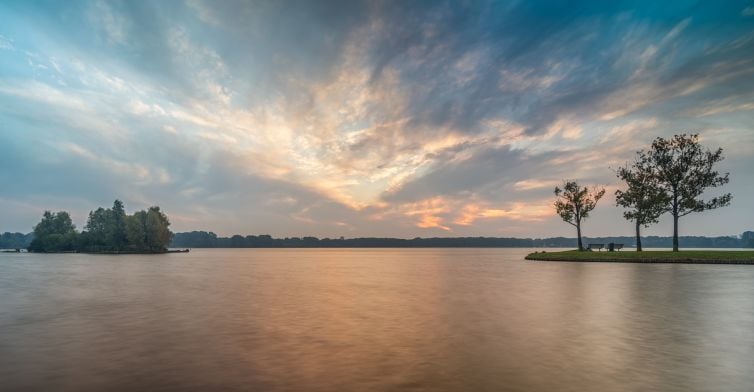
(587, 243), (604, 251)
(609, 243), (624, 252)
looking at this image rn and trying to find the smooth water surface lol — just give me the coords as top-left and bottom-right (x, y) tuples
(2, 248), (754, 391)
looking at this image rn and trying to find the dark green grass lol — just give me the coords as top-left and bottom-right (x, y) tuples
(525, 250), (754, 264)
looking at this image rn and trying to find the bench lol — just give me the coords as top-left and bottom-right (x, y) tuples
(587, 243), (604, 251)
(609, 243), (624, 252)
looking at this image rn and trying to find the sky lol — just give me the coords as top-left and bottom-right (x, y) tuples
(1, 0), (753, 238)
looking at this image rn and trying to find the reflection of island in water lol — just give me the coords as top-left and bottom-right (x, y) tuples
(26, 200), (173, 254)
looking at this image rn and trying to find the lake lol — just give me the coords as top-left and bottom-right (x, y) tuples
(1, 248), (753, 391)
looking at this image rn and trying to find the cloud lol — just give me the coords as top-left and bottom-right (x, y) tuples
(88, 0), (130, 45)
(0, 0), (752, 237)
(684, 98), (754, 117)
(0, 34), (14, 50)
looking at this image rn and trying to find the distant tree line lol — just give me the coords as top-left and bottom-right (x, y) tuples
(170, 231), (754, 249)
(26, 200), (172, 253)
(6, 230), (752, 251)
(555, 134), (731, 252)
(0, 232), (34, 249)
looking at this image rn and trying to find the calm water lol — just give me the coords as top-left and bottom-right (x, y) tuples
(1, 248), (754, 391)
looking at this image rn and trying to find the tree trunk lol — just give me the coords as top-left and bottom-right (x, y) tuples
(576, 220), (583, 251)
(672, 214), (679, 252)
(635, 221), (642, 252)
(672, 193), (679, 252)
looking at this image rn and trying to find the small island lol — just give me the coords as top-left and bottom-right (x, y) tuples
(526, 250), (754, 264)
(28, 200), (174, 254)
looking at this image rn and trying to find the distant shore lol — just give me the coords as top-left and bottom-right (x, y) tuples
(170, 232), (753, 249)
(526, 250), (754, 264)
(16, 249), (190, 255)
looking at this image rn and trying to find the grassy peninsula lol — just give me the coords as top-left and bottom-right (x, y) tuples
(526, 250), (754, 264)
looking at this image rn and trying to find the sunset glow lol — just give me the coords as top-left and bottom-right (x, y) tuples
(1, 1), (752, 237)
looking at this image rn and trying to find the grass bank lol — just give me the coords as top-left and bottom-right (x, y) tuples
(525, 250), (754, 264)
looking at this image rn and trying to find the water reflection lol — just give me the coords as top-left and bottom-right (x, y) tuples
(1, 249), (753, 391)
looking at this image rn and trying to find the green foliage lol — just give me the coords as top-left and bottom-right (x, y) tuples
(126, 211), (147, 250)
(554, 180), (606, 251)
(144, 206), (172, 252)
(647, 133), (731, 251)
(28, 211), (78, 252)
(28, 200), (172, 253)
(615, 153), (672, 251)
(743, 231), (754, 248)
(0, 232), (34, 249)
(110, 200), (128, 250)
(615, 154), (670, 227)
(83, 207), (110, 249)
(554, 181), (606, 225)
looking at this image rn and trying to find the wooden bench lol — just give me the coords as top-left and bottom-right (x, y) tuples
(587, 243), (604, 251)
(609, 243), (624, 252)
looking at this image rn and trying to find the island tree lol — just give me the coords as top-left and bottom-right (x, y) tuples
(125, 210), (148, 250)
(110, 200), (128, 250)
(80, 207), (111, 251)
(647, 134), (731, 251)
(554, 181), (606, 251)
(28, 211), (78, 252)
(615, 154), (670, 251)
(144, 206), (172, 252)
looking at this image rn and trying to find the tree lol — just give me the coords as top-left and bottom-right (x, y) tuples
(125, 210), (147, 250)
(615, 154), (671, 251)
(0, 232), (33, 249)
(83, 207), (111, 251)
(28, 211), (78, 252)
(110, 200), (128, 250)
(145, 206), (172, 251)
(741, 231), (754, 248)
(230, 235), (245, 247)
(554, 181), (606, 251)
(647, 134), (731, 251)
(171, 231), (218, 247)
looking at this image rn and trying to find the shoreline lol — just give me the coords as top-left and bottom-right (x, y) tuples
(20, 249), (190, 255)
(526, 250), (754, 265)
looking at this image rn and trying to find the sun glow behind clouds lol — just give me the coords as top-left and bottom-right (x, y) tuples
(0, 0), (753, 237)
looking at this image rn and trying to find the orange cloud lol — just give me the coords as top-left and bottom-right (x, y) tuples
(401, 197), (452, 231)
(513, 179), (559, 191)
(417, 215), (451, 231)
(454, 200), (552, 226)
(396, 197), (553, 231)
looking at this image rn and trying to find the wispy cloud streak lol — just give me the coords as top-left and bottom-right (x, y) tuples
(0, 0), (752, 237)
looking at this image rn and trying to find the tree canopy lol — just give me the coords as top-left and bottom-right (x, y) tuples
(647, 134), (731, 251)
(615, 154), (671, 251)
(28, 200), (173, 253)
(28, 211), (77, 252)
(554, 181), (606, 251)
(743, 231), (754, 248)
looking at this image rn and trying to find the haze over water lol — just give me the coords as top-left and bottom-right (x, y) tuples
(2, 248), (753, 391)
